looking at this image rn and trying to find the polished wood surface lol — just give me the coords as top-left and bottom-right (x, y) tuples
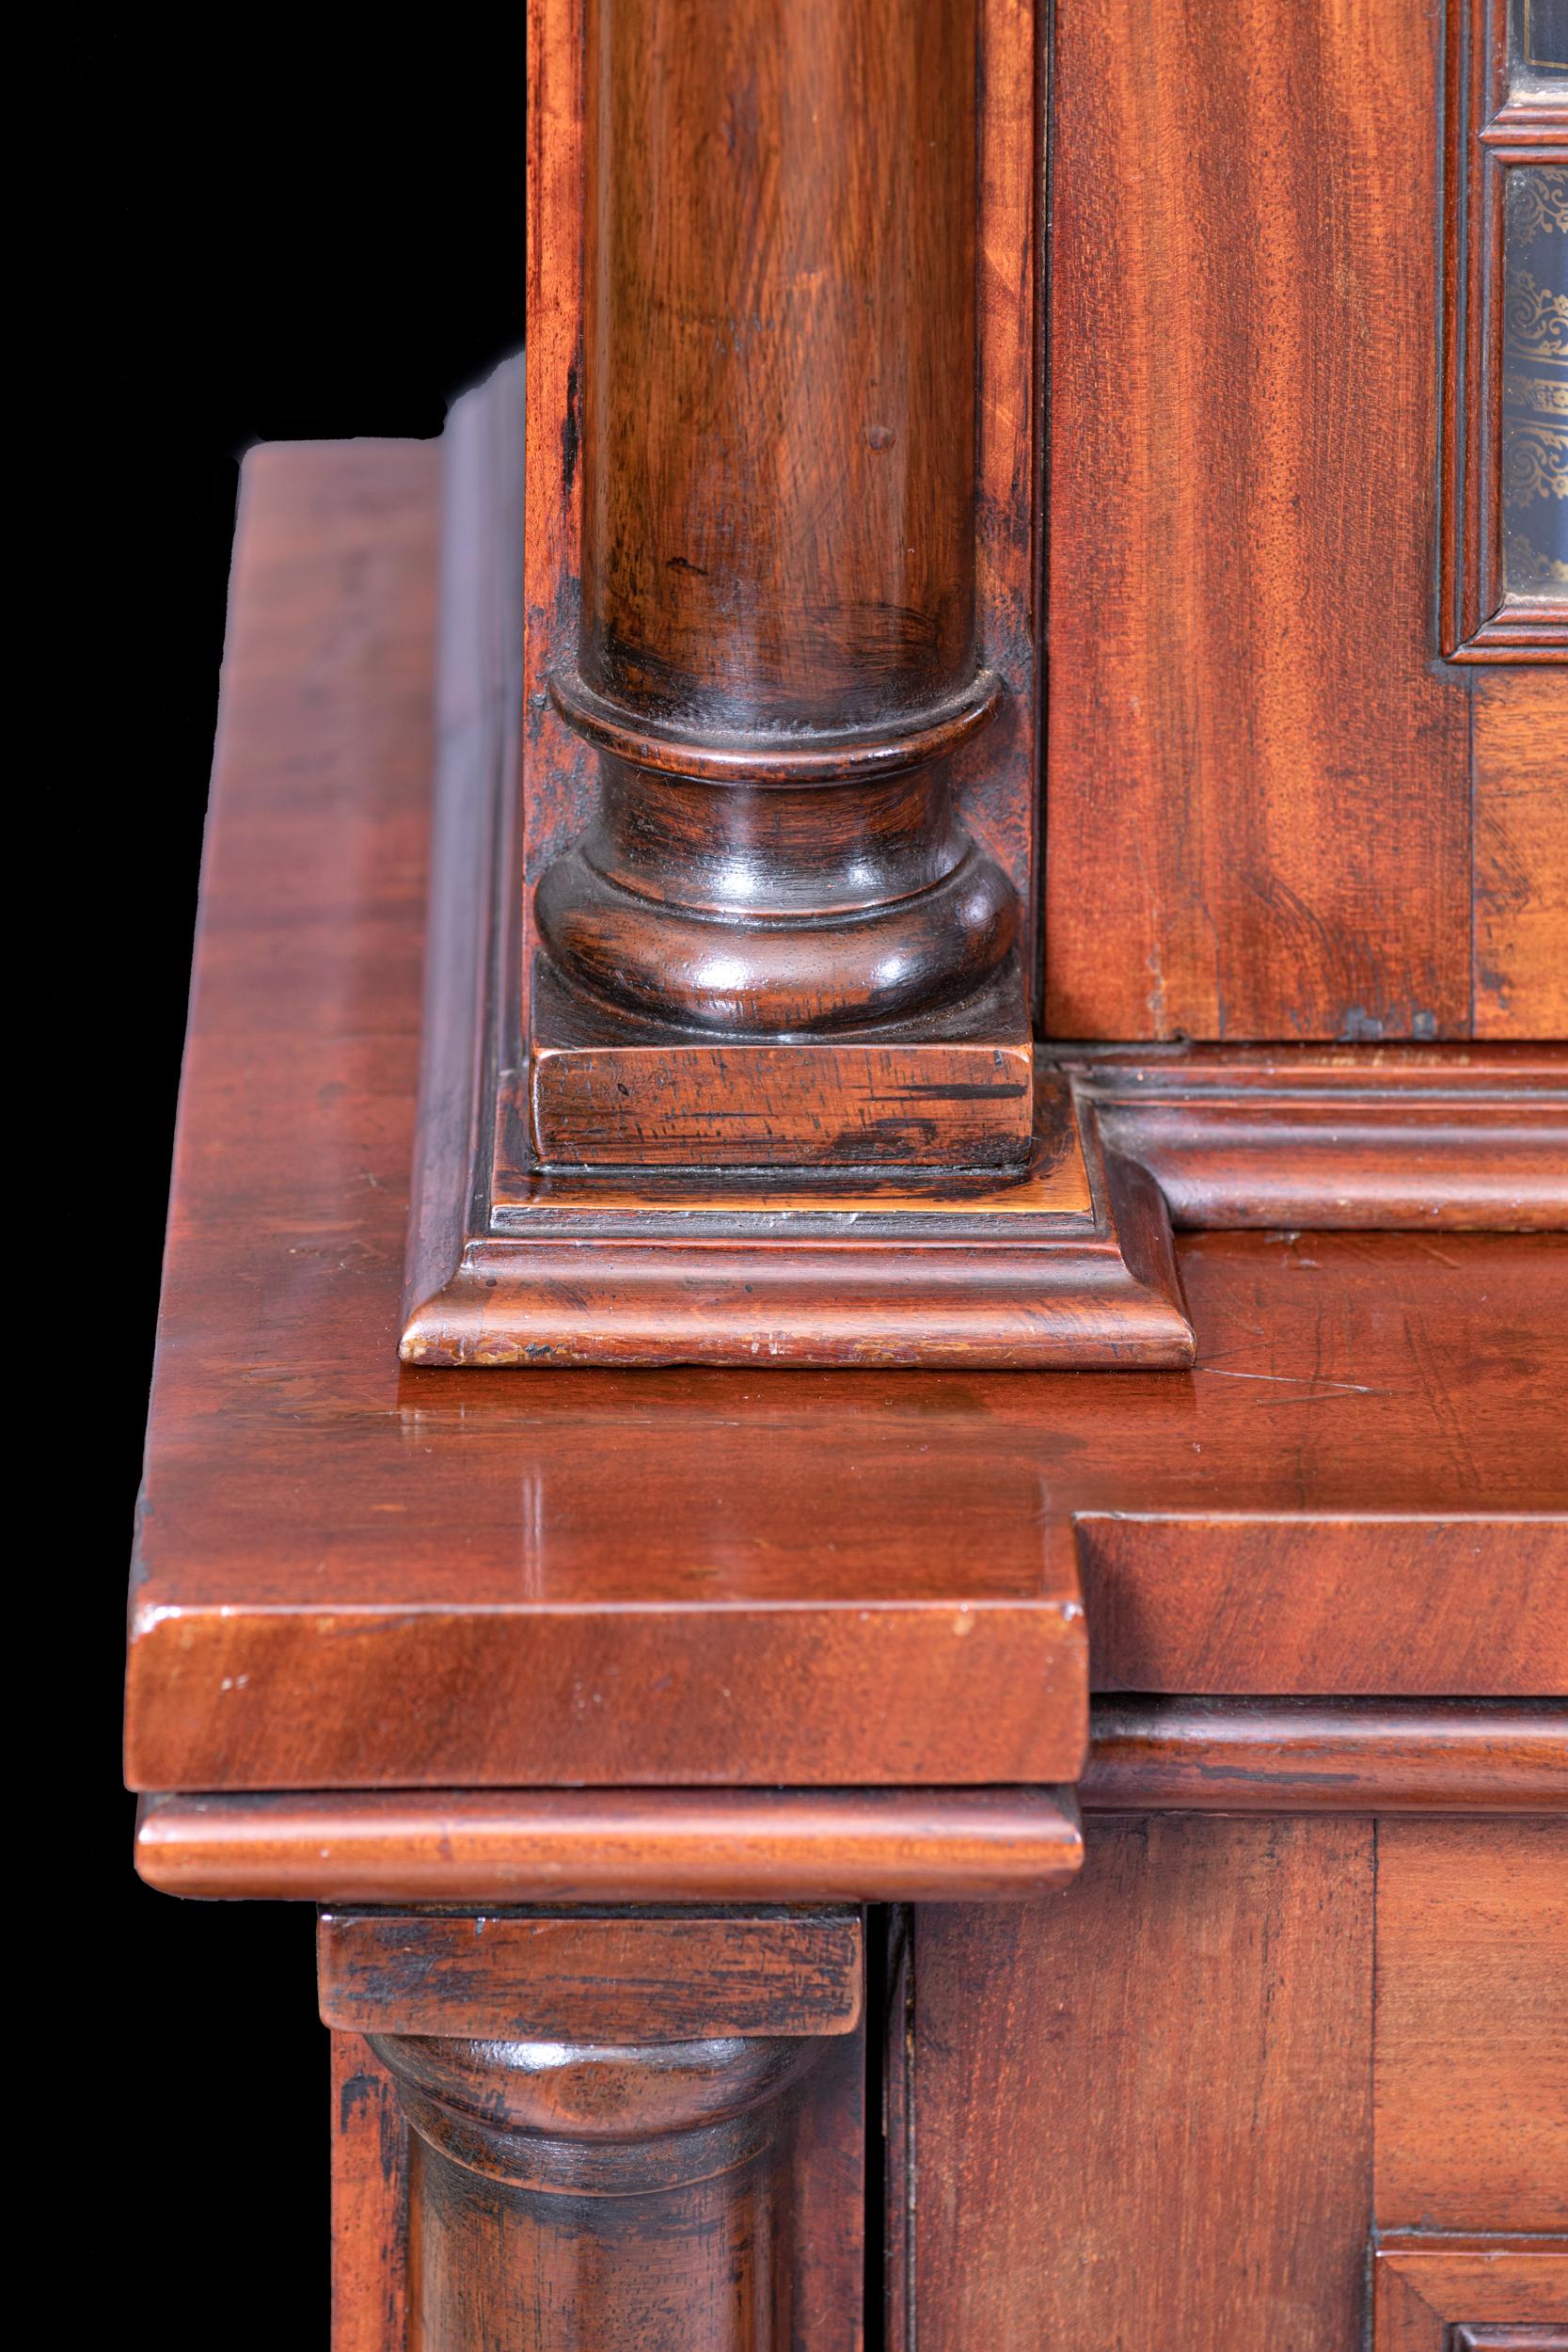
(1375, 2239), (1568, 2349)
(135, 1708), (1565, 1901)
(909, 1818), (1567, 2344)
(913, 1819), (1376, 2346)
(522, 0), (1042, 1014)
(413, 363), (1181, 1359)
(576, 0), (976, 739)
(1076, 1043), (1568, 1228)
(411, 373), (1565, 1361)
(122, 438), (1568, 1791)
(1081, 1698), (1568, 1813)
(1083, 1510), (1566, 1697)
(319, 1910), (864, 2041)
(1044, 0), (1565, 1043)
(529, 0), (1032, 1168)
(1374, 1820), (1567, 2233)
(136, 1788), (1085, 1903)
(325, 1910), (864, 2352)
(1473, 674), (1568, 1035)
(123, 1), (1568, 2339)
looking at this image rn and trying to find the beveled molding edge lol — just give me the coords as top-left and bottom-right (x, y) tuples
(1068, 1042), (1568, 1232)
(399, 367), (1194, 1371)
(400, 367), (1566, 1371)
(135, 1701), (1566, 1903)
(136, 1786), (1088, 1903)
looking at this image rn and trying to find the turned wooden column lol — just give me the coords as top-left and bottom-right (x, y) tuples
(372, 2033), (814, 2349)
(319, 1909), (865, 2350)
(530, 0), (1033, 1170)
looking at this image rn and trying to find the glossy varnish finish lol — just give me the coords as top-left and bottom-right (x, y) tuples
(1074, 1044), (1568, 1228)
(120, 445), (1565, 1789)
(575, 0), (976, 732)
(1374, 1819), (1567, 2233)
(405, 366), (1189, 1359)
(1080, 1698), (1568, 1813)
(324, 1909), (865, 2352)
(1045, 0), (1490, 1042)
(913, 1818), (1376, 2346)
(530, 0), (1033, 1167)
(136, 1787), (1087, 1904)
(409, 365), (1565, 1359)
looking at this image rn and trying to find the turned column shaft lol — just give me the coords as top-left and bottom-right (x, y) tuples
(533, 0), (1029, 1098)
(580, 0), (977, 732)
(320, 1909), (865, 2350)
(375, 2034), (808, 2352)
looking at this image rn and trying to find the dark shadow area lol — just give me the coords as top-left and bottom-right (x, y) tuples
(48, 16), (524, 2339)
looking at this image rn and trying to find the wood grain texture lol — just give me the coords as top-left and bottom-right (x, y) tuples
(410, 369), (1186, 1362)
(332, 2035), (407, 2352)
(575, 0), (978, 735)
(523, 0), (1040, 995)
(913, 1818), (1374, 2348)
(124, 446), (1567, 1798)
(125, 438), (1092, 1789)
(1044, 0), (1471, 1042)
(376, 2026), (857, 2351)
(528, 0), (1035, 1168)
(1375, 2239), (1568, 2349)
(319, 1910), (864, 2041)
(1375, 1818), (1568, 2232)
(1083, 1514), (1568, 1697)
(528, 957), (1036, 1169)
(1473, 673), (1568, 1038)
(1081, 1698), (1568, 1812)
(334, 1904), (866, 2352)
(324, 1919), (865, 2351)
(136, 1788), (1086, 1903)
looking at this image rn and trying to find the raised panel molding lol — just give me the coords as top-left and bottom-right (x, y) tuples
(1444, 0), (1567, 660)
(1375, 2239), (1568, 2347)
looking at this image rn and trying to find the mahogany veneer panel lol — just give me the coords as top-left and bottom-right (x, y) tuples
(1473, 673), (1568, 1039)
(1045, 0), (1471, 1041)
(125, 443), (1567, 1793)
(1084, 1516), (1568, 1696)
(913, 1818), (1374, 2347)
(1375, 1819), (1568, 2232)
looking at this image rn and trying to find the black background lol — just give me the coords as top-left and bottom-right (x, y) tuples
(56, 18), (524, 2334)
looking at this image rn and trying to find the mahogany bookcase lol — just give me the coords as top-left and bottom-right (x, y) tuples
(128, 0), (1566, 2343)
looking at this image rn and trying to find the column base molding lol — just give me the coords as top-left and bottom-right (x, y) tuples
(400, 366), (1565, 1371)
(402, 366), (1190, 1370)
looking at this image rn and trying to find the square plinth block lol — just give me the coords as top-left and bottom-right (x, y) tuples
(529, 954), (1037, 1171)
